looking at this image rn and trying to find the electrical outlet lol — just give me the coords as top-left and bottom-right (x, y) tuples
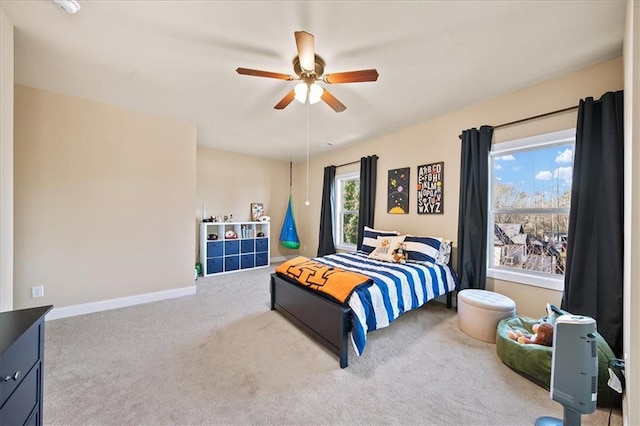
(31, 286), (44, 298)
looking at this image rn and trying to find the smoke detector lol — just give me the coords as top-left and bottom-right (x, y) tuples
(53, 0), (81, 14)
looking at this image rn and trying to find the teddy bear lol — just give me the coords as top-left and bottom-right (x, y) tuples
(392, 243), (408, 263)
(508, 321), (554, 346)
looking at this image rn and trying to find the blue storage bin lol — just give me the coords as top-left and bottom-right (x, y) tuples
(255, 252), (268, 266)
(241, 254), (255, 269)
(206, 257), (223, 274)
(207, 241), (223, 257)
(225, 256), (240, 271)
(241, 239), (255, 253)
(225, 240), (240, 255)
(256, 238), (269, 253)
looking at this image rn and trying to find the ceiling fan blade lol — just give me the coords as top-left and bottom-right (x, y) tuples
(274, 90), (296, 110)
(323, 69), (379, 84)
(321, 89), (346, 113)
(295, 31), (315, 72)
(236, 68), (294, 81)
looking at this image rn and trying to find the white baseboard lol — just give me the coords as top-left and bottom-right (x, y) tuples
(46, 285), (197, 321)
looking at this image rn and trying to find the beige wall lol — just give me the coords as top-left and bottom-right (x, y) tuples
(13, 85), (197, 309)
(0, 8), (14, 312)
(196, 147), (296, 260)
(293, 57), (624, 318)
(624, 1), (639, 423)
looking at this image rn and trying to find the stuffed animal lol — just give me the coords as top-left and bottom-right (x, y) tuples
(508, 321), (554, 347)
(392, 243), (408, 263)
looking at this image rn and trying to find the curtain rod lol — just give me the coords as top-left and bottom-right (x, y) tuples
(494, 105), (579, 130)
(336, 160), (359, 168)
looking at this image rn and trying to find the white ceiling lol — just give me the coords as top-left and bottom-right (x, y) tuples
(2, 0), (626, 161)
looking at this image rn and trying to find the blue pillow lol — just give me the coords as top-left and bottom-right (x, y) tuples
(405, 235), (442, 264)
(360, 226), (398, 254)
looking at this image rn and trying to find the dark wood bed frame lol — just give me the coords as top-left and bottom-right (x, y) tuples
(270, 272), (454, 368)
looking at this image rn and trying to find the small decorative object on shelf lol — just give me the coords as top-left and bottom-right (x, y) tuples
(251, 203), (264, 221)
(208, 233), (218, 240)
(202, 216), (214, 223)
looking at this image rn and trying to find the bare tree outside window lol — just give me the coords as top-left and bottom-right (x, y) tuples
(490, 137), (574, 278)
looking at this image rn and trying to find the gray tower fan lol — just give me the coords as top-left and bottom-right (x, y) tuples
(536, 315), (598, 426)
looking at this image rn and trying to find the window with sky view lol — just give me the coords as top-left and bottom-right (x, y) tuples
(489, 133), (574, 278)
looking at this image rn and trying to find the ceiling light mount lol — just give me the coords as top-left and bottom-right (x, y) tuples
(292, 55), (325, 105)
(293, 55), (325, 82)
(53, 0), (81, 14)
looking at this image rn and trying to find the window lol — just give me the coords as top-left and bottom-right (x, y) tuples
(487, 129), (575, 290)
(334, 172), (359, 251)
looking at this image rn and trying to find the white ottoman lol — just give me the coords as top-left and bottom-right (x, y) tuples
(458, 289), (516, 343)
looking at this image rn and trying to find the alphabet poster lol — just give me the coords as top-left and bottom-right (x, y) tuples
(387, 167), (410, 214)
(417, 162), (444, 214)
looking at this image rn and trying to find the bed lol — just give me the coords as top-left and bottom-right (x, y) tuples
(270, 232), (459, 368)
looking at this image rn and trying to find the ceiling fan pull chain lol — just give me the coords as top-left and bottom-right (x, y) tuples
(305, 100), (310, 206)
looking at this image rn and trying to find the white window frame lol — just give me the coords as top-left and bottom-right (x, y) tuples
(334, 171), (359, 251)
(487, 128), (575, 291)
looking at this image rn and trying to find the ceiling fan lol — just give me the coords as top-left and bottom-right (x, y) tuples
(236, 31), (379, 113)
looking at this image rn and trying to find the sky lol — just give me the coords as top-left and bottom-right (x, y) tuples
(492, 143), (574, 196)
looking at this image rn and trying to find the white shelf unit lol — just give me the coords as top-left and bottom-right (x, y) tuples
(200, 221), (270, 276)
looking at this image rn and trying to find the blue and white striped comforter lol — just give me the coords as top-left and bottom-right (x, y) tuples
(314, 251), (459, 356)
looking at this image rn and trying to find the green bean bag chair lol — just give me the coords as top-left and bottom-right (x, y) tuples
(496, 313), (621, 408)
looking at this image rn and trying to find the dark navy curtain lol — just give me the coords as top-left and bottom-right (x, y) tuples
(457, 126), (493, 290)
(357, 155), (378, 250)
(317, 165), (336, 256)
(562, 90), (624, 357)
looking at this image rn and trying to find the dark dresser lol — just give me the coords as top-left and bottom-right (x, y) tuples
(0, 305), (53, 426)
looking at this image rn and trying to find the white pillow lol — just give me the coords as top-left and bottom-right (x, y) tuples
(368, 235), (406, 262)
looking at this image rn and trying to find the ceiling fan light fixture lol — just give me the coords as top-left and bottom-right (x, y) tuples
(308, 83), (323, 104)
(294, 83), (308, 104)
(52, 0), (81, 14)
(294, 82), (324, 105)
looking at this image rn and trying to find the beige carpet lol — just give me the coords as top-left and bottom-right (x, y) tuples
(44, 264), (622, 425)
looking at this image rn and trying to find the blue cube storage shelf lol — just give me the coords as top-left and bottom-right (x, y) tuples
(200, 221), (270, 276)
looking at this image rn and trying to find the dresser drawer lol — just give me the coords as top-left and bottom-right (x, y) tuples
(0, 363), (39, 426)
(0, 323), (40, 407)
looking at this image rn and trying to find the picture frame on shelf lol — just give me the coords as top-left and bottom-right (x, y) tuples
(251, 203), (264, 221)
